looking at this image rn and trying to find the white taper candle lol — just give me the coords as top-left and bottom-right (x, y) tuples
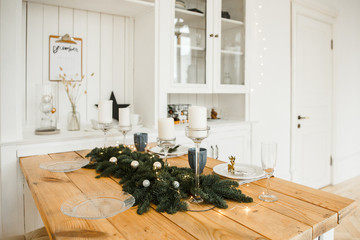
(188, 106), (207, 129)
(158, 118), (175, 140)
(118, 107), (130, 126)
(98, 100), (113, 123)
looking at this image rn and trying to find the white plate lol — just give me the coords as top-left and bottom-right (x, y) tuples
(61, 191), (135, 219)
(213, 163), (264, 180)
(40, 158), (89, 172)
(132, 124), (143, 130)
(149, 145), (188, 157)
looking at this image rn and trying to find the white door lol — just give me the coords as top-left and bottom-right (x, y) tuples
(291, 4), (334, 189)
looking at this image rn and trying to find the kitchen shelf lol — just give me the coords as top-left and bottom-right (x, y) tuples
(221, 18), (244, 31)
(24, 0), (155, 17)
(221, 49), (244, 55)
(177, 45), (205, 51)
(175, 8), (205, 29)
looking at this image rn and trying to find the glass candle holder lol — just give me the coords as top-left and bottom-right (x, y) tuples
(157, 137), (176, 167)
(99, 122), (113, 147)
(118, 125), (132, 146)
(185, 126), (210, 204)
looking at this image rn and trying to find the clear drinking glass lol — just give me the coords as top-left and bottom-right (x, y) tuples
(259, 142), (278, 202)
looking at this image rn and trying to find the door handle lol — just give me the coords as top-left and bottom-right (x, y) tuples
(298, 115), (310, 120)
(210, 34), (214, 37)
(215, 145), (219, 159)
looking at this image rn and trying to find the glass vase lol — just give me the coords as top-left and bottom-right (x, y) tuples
(67, 106), (80, 131)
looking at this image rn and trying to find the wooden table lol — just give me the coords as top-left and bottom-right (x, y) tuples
(20, 150), (356, 240)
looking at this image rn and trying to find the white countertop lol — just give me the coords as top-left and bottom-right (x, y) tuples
(1, 119), (252, 147)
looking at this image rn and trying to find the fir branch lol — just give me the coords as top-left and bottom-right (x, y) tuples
(83, 145), (253, 215)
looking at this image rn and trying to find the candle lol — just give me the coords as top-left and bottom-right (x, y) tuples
(118, 107), (130, 126)
(98, 100), (113, 123)
(188, 106), (207, 129)
(158, 118), (175, 140)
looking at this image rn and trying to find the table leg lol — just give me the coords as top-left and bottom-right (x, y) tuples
(318, 229), (334, 240)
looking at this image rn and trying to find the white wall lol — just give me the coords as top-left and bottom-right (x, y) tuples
(0, 0), (23, 143)
(248, 0), (291, 180)
(332, 0), (360, 183)
(25, 2), (132, 130)
(0, 0), (24, 236)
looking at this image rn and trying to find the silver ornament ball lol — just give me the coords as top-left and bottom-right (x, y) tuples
(131, 160), (139, 169)
(109, 157), (117, 163)
(153, 161), (162, 170)
(142, 179), (150, 187)
(173, 181), (180, 188)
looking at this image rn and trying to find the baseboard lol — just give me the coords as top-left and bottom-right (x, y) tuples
(333, 151), (360, 185)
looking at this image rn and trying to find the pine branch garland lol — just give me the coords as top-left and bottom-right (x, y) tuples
(84, 145), (253, 215)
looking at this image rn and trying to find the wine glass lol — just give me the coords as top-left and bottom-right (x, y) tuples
(259, 142), (278, 202)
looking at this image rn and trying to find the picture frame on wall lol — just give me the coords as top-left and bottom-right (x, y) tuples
(49, 34), (83, 81)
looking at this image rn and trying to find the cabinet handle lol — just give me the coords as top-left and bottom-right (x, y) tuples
(215, 145), (219, 159)
(298, 115), (310, 120)
(210, 34), (214, 37)
(215, 34), (219, 38)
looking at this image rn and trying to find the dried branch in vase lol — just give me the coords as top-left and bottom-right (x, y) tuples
(59, 67), (94, 130)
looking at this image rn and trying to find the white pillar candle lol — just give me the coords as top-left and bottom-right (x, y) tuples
(188, 106), (207, 129)
(158, 118), (175, 140)
(98, 100), (113, 123)
(118, 107), (130, 126)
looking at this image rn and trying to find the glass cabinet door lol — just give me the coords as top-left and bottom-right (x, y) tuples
(173, 0), (206, 85)
(219, 0), (245, 86)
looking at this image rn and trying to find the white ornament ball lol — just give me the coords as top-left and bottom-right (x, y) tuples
(143, 179), (150, 187)
(131, 160), (139, 169)
(41, 95), (52, 104)
(109, 157), (117, 163)
(173, 181), (180, 189)
(153, 161), (162, 170)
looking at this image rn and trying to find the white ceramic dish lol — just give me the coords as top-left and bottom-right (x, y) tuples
(213, 163), (264, 180)
(40, 158), (89, 172)
(149, 145), (189, 157)
(61, 191), (135, 219)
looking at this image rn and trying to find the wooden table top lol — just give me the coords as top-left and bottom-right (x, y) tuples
(20, 150), (356, 240)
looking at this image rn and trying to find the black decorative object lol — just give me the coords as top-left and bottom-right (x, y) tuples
(187, 8), (204, 14)
(94, 91), (129, 120)
(84, 145), (253, 215)
(221, 11), (231, 19)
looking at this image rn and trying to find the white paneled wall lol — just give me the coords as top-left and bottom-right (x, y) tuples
(25, 2), (132, 129)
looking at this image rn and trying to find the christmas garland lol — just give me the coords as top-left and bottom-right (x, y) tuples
(83, 145), (253, 215)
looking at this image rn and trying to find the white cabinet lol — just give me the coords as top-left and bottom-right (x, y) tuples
(169, 0), (246, 94)
(174, 123), (251, 163)
(205, 124), (251, 163)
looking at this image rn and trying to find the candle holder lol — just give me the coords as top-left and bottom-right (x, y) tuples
(118, 125), (132, 146)
(99, 122), (113, 147)
(157, 137), (176, 167)
(185, 126), (210, 206)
